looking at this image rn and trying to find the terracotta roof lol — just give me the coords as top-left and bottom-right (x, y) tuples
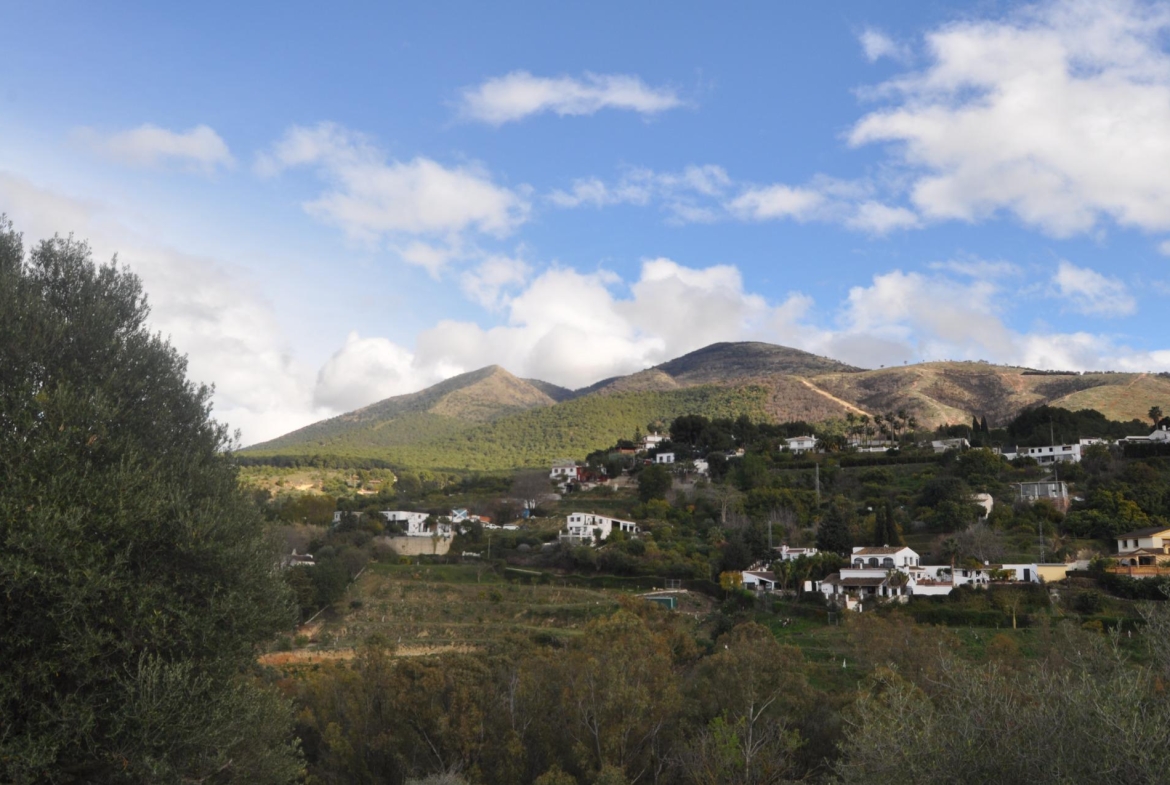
(853, 546), (909, 555)
(1117, 548), (1168, 557)
(821, 572), (841, 586)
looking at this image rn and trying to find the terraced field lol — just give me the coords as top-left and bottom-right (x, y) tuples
(279, 563), (715, 659)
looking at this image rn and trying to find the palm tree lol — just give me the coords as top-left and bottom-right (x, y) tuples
(1150, 406), (1164, 429)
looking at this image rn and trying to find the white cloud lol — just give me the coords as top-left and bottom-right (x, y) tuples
(1158, 239), (1170, 256)
(548, 165), (730, 223)
(859, 28), (912, 62)
(928, 258), (1022, 278)
(846, 201), (921, 234)
(0, 172), (316, 444)
(458, 71), (683, 125)
(312, 331), (439, 412)
(409, 258), (816, 389)
(459, 254), (532, 310)
(727, 184), (826, 221)
(850, 0), (1170, 236)
(257, 123), (529, 268)
(77, 124), (234, 173)
(1051, 260), (1136, 316)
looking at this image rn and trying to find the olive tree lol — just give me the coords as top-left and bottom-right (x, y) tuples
(0, 220), (302, 782)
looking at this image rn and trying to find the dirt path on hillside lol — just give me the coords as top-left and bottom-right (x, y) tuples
(259, 643), (478, 666)
(796, 378), (870, 415)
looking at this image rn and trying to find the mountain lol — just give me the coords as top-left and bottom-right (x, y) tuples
(240, 342), (1170, 470)
(246, 365), (560, 456)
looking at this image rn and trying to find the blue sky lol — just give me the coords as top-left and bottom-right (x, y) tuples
(3, 0), (1170, 443)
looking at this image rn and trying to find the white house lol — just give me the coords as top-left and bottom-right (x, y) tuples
(1011, 443), (1082, 464)
(380, 510), (452, 538)
(850, 546), (919, 569)
(560, 512), (639, 545)
(1124, 426), (1170, 444)
(931, 438), (970, 453)
(642, 434), (665, 450)
(784, 435), (818, 454)
(655, 452), (675, 464)
(550, 460), (580, 482)
(1115, 526), (1170, 566)
(775, 544), (818, 561)
(741, 570), (778, 591)
(818, 547), (1021, 610)
(692, 458), (709, 475)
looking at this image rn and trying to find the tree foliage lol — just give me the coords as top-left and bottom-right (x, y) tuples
(0, 220), (300, 782)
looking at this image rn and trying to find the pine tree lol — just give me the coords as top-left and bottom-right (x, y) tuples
(817, 500), (854, 554)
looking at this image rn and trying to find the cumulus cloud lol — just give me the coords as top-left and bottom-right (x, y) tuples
(76, 124), (235, 173)
(459, 254), (532, 310)
(256, 123), (529, 270)
(859, 28), (912, 62)
(845, 201), (921, 234)
(312, 332), (441, 411)
(458, 71), (683, 125)
(0, 172), (315, 444)
(849, 0), (1170, 236)
(728, 184), (827, 222)
(1051, 260), (1136, 316)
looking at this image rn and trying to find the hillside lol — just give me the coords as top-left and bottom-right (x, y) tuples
(810, 363), (1170, 429)
(247, 365), (559, 455)
(245, 385), (772, 470)
(241, 343), (1170, 470)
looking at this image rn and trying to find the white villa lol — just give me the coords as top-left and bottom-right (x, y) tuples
(692, 458), (709, 475)
(655, 452), (676, 464)
(1006, 443), (1082, 464)
(550, 459), (580, 482)
(380, 510), (452, 538)
(814, 546), (1040, 611)
(784, 435), (818, 454)
(1115, 526), (1170, 567)
(560, 512), (639, 545)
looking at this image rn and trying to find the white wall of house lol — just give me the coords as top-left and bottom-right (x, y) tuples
(1017, 443), (1082, 464)
(655, 452), (675, 464)
(561, 512), (639, 544)
(785, 436), (817, 453)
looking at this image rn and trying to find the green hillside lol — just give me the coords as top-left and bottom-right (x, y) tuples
(247, 365), (558, 455)
(242, 384), (771, 470)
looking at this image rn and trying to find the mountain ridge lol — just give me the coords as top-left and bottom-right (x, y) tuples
(241, 342), (1170, 469)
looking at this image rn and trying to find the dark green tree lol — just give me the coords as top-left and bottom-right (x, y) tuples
(816, 501), (854, 555)
(0, 221), (302, 782)
(637, 464), (673, 502)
